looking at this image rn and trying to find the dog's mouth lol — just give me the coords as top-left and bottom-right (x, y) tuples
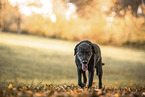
(82, 64), (88, 71)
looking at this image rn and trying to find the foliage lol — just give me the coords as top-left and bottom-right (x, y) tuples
(1, 0), (145, 48)
(0, 82), (145, 97)
(69, 0), (97, 18)
(70, 0), (145, 17)
(110, 0), (144, 17)
(0, 0), (20, 32)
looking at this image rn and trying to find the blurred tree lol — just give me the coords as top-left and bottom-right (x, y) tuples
(69, 0), (145, 18)
(1, 0), (13, 31)
(110, 0), (145, 17)
(15, 5), (21, 34)
(141, 0), (145, 23)
(69, 0), (98, 18)
(0, 0), (4, 32)
(0, 0), (21, 33)
(51, 0), (66, 37)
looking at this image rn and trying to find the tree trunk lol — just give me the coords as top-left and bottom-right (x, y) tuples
(0, 0), (3, 32)
(17, 14), (21, 34)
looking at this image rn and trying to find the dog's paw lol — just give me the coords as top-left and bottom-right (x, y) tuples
(81, 83), (86, 87)
(78, 83), (86, 88)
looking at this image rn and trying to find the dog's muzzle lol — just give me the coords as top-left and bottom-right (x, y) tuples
(82, 60), (88, 64)
(82, 60), (88, 71)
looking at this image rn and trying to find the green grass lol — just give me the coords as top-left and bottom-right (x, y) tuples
(0, 32), (145, 87)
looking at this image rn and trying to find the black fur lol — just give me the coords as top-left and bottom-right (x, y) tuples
(74, 40), (96, 55)
(74, 40), (104, 88)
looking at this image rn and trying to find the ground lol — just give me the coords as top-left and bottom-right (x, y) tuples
(0, 32), (145, 96)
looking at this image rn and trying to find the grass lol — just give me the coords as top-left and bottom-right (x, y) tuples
(0, 32), (145, 87)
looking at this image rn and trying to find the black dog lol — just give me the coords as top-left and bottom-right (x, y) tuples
(74, 40), (104, 88)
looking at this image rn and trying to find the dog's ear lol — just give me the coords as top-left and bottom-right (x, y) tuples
(74, 41), (84, 55)
(74, 46), (77, 55)
(74, 43), (79, 55)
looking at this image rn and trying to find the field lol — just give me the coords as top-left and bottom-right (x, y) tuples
(0, 32), (145, 86)
(0, 32), (145, 96)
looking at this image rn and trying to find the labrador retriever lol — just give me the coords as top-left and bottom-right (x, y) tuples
(74, 40), (104, 88)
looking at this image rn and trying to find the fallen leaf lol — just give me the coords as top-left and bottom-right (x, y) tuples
(8, 84), (13, 89)
(142, 92), (145, 96)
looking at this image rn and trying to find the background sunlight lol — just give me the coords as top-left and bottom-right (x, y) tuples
(8, 0), (53, 15)
(8, 0), (76, 22)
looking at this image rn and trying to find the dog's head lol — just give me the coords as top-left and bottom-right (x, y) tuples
(74, 40), (96, 71)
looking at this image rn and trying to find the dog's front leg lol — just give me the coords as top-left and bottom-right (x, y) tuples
(87, 70), (94, 88)
(83, 71), (87, 85)
(77, 69), (82, 86)
(77, 69), (85, 88)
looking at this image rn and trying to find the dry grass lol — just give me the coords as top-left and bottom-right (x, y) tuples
(0, 83), (145, 97)
(0, 32), (145, 87)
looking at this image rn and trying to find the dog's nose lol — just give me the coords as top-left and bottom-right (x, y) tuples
(82, 60), (88, 64)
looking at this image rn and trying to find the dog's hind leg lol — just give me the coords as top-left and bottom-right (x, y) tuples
(96, 67), (102, 89)
(96, 59), (103, 89)
(98, 72), (102, 89)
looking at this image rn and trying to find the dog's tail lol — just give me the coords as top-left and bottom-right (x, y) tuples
(102, 63), (105, 66)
